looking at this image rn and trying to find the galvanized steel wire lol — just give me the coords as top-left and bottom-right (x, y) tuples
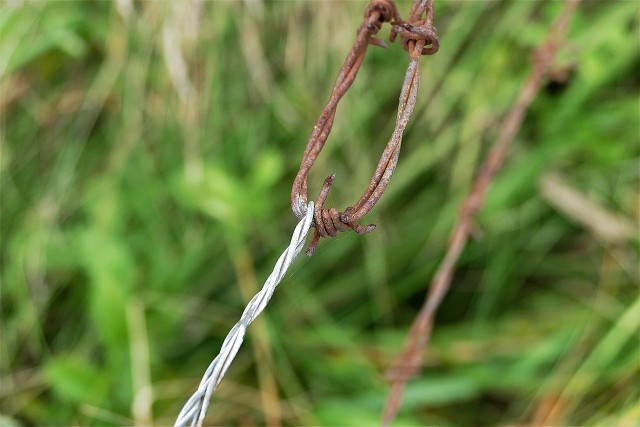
(174, 202), (315, 427)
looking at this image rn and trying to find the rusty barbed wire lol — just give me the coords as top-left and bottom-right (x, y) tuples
(381, 0), (583, 425)
(291, 0), (439, 256)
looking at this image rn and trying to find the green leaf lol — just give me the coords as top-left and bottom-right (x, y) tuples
(44, 355), (108, 406)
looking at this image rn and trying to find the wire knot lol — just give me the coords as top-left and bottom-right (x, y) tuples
(291, 0), (439, 256)
(391, 19), (439, 56)
(306, 174), (376, 257)
(361, 0), (399, 48)
(364, 0), (399, 28)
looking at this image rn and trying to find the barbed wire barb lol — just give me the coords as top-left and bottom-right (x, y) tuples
(291, 0), (439, 256)
(174, 202), (315, 427)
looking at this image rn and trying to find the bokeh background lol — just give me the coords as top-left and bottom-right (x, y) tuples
(1, 0), (638, 426)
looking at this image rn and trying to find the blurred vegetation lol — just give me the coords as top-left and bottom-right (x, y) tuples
(1, 0), (638, 426)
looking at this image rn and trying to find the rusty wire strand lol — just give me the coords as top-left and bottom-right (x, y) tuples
(291, 0), (439, 256)
(381, 0), (582, 425)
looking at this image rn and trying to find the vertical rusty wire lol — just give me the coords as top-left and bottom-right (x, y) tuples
(381, 1), (582, 424)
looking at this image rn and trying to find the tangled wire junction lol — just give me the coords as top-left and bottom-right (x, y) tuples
(176, 0), (440, 424)
(291, 0), (440, 256)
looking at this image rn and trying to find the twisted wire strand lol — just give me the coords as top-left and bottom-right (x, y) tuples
(290, 0), (439, 256)
(175, 202), (315, 427)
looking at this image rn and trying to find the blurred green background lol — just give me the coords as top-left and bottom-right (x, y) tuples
(1, 0), (638, 426)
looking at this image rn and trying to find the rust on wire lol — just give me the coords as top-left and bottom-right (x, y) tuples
(291, 0), (439, 256)
(380, 0), (582, 425)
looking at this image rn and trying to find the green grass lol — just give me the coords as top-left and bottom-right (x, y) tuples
(1, 1), (638, 426)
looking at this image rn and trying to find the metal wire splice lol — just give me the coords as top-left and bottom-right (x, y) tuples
(291, 0), (439, 256)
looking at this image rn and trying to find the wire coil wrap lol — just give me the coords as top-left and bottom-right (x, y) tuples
(290, 0), (439, 256)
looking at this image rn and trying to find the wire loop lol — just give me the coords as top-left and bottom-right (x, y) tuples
(392, 20), (439, 56)
(291, 0), (439, 256)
